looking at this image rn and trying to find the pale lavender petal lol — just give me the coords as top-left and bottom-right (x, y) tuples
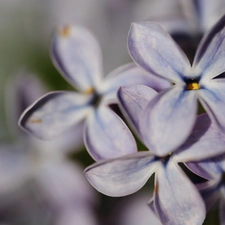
(118, 85), (158, 136)
(6, 73), (46, 137)
(174, 113), (225, 162)
(102, 63), (170, 103)
(185, 162), (215, 180)
(19, 91), (92, 139)
(185, 154), (225, 179)
(193, 15), (225, 80)
(128, 21), (191, 83)
(154, 161), (206, 225)
(84, 152), (158, 197)
(84, 106), (137, 161)
(198, 80), (225, 132)
(220, 158), (225, 171)
(140, 86), (197, 156)
(51, 25), (103, 91)
(197, 180), (221, 211)
(0, 145), (30, 196)
(36, 160), (96, 209)
(196, 0), (225, 31)
(30, 121), (84, 155)
(148, 197), (157, 215)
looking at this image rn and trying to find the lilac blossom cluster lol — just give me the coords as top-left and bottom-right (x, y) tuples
(2, 1), (224, 225)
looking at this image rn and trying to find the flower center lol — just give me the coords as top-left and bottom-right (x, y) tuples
(185, 78), (200, 91)
(84, 87), (102, 108)
(155, 152), (172, 165)
(84, 87), (95, 95)
(186, 82), (199, 90)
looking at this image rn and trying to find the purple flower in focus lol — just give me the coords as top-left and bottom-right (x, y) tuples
(127, 15), (225, 156)
(18, 25), (169, 161)
(84, 84), (225, 225)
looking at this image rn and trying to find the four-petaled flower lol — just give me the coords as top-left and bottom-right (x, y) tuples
(85, 84), (225, 225)
(19, 25), (169, 161)
(128, 15), (225, 157)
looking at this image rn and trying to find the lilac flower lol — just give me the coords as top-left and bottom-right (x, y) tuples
(19, 25), (169, 161)
(85, 84), (225, 225)
(180, 0), (225, 33)
(152, 0), (225, 62)
(0, 73), (97, 225)
(186, 155), (225, 225)
(127, 15), (225, 156)
(152, 0), (225, 36)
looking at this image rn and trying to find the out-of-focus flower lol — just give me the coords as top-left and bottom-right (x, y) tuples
(147, 0), (225, 37)
(186, 155), (225, 225)
(0, 73), (97, 225)
(84, 84), (225, 225)
(179, 0), (225, 34)
(6, 72), (84, 150)
(128, 15), (225, 155)
(0, 0), (161, 80)
(19, 25), (169, 161)
(148, 0), (225, 62)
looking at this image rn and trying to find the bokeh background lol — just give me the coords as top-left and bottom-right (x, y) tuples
(0, 0), (224, 224)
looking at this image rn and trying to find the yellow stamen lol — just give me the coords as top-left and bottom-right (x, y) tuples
(29, 118), (42, 124)
(84, 87), (94, 95)
(186, 82), (199, 90)
(59, 25), (71, 37)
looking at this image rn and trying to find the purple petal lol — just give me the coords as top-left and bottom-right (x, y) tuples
(198, 1), (225, 31)
(128, 21), (191, 83)
(30, 121), (84, 155)
(148, 197), (156, 214)
(154, 161), (206, 225)
(140, 86), (197, 156)
(174, 113), (225, 162)
(197, 180), (221, 211)
(193, 15), (225, 80)
(0, 145), (30, 195)
(185, 162), (216, 180)
(36, 160), (96, 208)
(51, 25), (103, 91)
(185, 154), (225, 180)
(19, 91), (92, 139)
(84, 152), (158, 197)
(198, 80), (225, 132)
(84, 106), (137, 161)
(6, 73), (46, 137)
(118, 85), (158, 136)
(102, 63), (170, 103)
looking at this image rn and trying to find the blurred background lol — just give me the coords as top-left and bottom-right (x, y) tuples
(0, 0), (224, 224)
